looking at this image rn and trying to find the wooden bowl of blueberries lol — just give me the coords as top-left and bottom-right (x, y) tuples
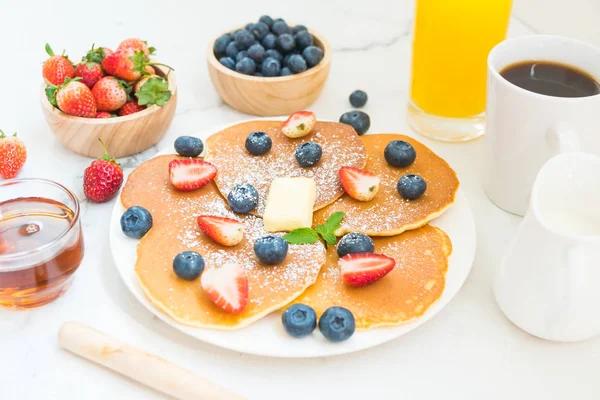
(207, 15), (331, 116)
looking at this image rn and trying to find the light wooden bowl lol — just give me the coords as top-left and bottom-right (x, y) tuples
(207, 28), (331, 116)
(41, 66), (177, 159)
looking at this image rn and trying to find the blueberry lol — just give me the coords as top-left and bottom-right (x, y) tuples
(292, 25), (308, 34)
(249, 22), (270, 40)
(273, 18), (285, 25)
(259, 15), (274, 28)
(272, 20), (292, 36)
(337, 232), (375, 258)
(318, 307), (356, 342)
(245, 131), (272, 155)
(276, 34), (295, 53)
(219, 57), (235, 70)
(228, 183), (259, 213)
(261, 57), (281, 77)
(384, 140), (416, 168)
(280, 67), (292, 76)
(235, 57), (256, 75)
(286, 54), (307, 74)
(213, 34), (232, 56)
(339, 111), (370, 135)
(294, 31), (313, 50)
(262, 33), (277, 50)
(264, 49), (283, 62)
(283, 53), (293, 67)
(231, 29), (244, 40)
(247, 44), (265, 63)
(295, 142), (322, 167)
(254, 235), (289, 265)
(302, 45), (324, 67)
(235, 50), (248, 63)
(254, 72), (264, 77)
(349, 90), (368, 108)
(245, 22), (253, 30)
(173, 251), (204, 280)
(397, 174), (427, 200)
(225, 41), (239, 59)
(120, 206), (153, 239)
(282, 304), (317, 338)
(235, 30), (255, 50)
(174, 135), (204, 157)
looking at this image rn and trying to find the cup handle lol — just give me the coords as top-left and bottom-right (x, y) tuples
(547, 122), (581, 153)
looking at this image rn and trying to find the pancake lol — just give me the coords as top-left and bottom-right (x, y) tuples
(121, 155), (326, 330)
(313, 134), (459, 236)
(293, 225), (452, 329)
(204, 120), (367, 216)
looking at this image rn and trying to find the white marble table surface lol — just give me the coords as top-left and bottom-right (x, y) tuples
(2, 1), (599, 399)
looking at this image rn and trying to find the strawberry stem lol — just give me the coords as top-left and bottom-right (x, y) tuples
(98, 139), (119, 165)
(147, 62), (174, 72)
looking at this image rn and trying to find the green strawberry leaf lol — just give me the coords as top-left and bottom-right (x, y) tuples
(130, 50), (150, 74)
(283, 228), (320, 245)
(148, 46), (156, 56)
(136, 77), (172, 107)
(45, 86), (59, 107)
(45, 43), (54, 57)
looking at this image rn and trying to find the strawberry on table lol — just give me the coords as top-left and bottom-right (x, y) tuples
(42, 43), (75, 86)
(46, 77), (97, 118)
(339, 252), (396, 287)
(83, 140), (123, 202)
(201, 263), (249, 313)
(0, 131), (27, 180)
(91, 76), (129, 112)
(197, 215), (244, 246)
(282, 111), (316, 138)
(168, 158), (217, 191)
(338, 166), (380, 202)
(118, 101), (146, 116)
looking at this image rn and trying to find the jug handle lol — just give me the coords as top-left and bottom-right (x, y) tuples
(547, 122), (581, 153)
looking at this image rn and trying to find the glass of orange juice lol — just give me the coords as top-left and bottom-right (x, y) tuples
(408, 0), (513, 142)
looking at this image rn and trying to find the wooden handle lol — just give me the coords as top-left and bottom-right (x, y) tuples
(58, 321), (245, 400)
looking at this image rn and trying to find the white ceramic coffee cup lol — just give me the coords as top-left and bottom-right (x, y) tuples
(483, 35), (600, 216)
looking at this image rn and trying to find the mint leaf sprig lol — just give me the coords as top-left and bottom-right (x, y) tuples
(283, 212), (345, 247)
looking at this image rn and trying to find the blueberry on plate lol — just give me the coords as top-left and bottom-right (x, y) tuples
(282, 304), (317, 338)
(302, 45), (324, 67)
(235, 29), (255, 50)
(219, 57), (235, 70)
(318, 306), (356, 342)
(261, 57), (281, 77)
(245, 131), (272, 155)
(235, 57), (256, 75)
(247, 44), (265, 63)
(254, 235), (289, 265)
(337, 232), (375, 258)
(262, 33), (277, 50)
(276, 33), (296, 53)
(213, 33), (232, 56)
(339, 110), (370, 135)
(235, 50), (248, 63)
(264, 49), (283, 62)
(280, 67), (292, 76)
(286, 54), (307, 74)
(228, 183), (259, 213)
(174, 135), (204, 157)
(173, 251), (205, 280)
(295, 142), (322, 167)
(120, 206), (153, 239)
(272, 20), (292, 36)
(294, 30), (313, 50)
(349, 90), (368, 108)
(225, 41), (239, 59)
(259, 15), (274, 28)
(397, 174), (427, 200)
(249, 22), (270, 40)
(384, 140), (416, 168)
(292, 24), (308, 34)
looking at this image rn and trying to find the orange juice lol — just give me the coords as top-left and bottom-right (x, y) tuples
(410, 0), (512, 118)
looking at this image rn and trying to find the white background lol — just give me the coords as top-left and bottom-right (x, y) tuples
(2, 0), (599, 399)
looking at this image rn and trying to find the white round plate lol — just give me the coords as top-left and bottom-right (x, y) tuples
(110, 120), (476, 358)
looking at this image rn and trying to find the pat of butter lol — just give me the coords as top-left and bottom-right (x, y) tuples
(263, 177), (316, 232)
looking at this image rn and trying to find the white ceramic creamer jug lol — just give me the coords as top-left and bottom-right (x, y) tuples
(494, 152), (600, 341)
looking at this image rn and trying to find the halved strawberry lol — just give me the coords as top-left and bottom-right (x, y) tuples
(338, 166), (380, 201)
(168, 159), (217, 191)
(281, 111), (316, 138)
(201, 263), (249, 313)
(339, 253), (395, 287)
(197, 215), (244, 246)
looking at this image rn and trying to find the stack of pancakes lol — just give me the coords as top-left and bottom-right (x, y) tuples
(120, 120), (459, 330)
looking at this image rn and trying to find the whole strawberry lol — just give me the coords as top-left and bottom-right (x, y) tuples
(119, 101), (146, 116)
(46, 77), (97, 118)
(75, 45), (111, 88)
(92, 76), (129, 111)
(42, 43), (75, 86)
(95, 111), (114, 118)
(83, 140), (123, 202)
(102, 49), (143, 81)
(0, 131), (27, 179)
(117, 38), (154, 57)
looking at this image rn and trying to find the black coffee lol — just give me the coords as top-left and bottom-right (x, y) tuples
(500, 61), (600, 98)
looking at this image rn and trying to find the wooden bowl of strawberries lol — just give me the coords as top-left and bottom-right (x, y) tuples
(40, 40), (177, 159)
